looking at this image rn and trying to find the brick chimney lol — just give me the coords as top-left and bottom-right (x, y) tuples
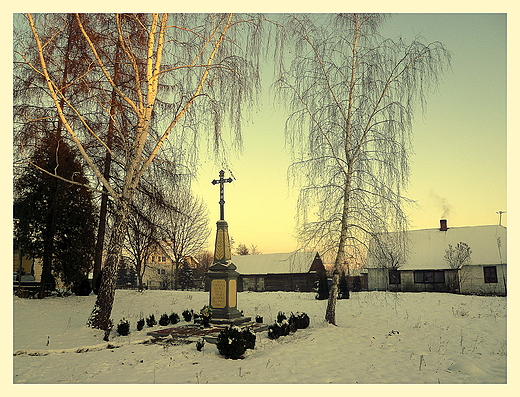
(440, 219), (448, 231)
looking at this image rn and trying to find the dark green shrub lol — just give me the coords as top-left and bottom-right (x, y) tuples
(282, 321), (290, 336)
(137, 318), (145, 331)
(255, 315), (263, 323)
(277, 311), (287, 323)
(288, 313), (298, 333)
(269, 312), (309, 339)
(196, 339), (205, 352)
(216, 326), (247, 359)
(242, 327), (256, 350)
(267, 324), (278, 339)
(268, 321), (290, 340)
(159, 313), (170, 326)
(169, 312), (180, 325)
(296, 312), (310, 329)
(316, 272), (329, 300)
(200, 305), (212, 327)
(146, 314), (156, 327)
(73, 278), (92, 296)
(338, 272), (350, 299)
(182, 309), (193, 322)
(117, 319), (130, 336)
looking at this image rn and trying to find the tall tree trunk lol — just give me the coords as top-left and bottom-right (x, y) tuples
(39, 183), (58, 299)
(174, 255), (180, 290)
(38, 249), (54, 299)
(93, 186), (109, 293)
(87, 199), (130, 338)
(325, 172), (352, 325)
(136, 255), (144, 291)
(17, 248), (23, 289)
(93, 43), (120, 293)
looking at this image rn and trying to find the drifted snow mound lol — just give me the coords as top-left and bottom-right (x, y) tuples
(448, 361), (484, 375)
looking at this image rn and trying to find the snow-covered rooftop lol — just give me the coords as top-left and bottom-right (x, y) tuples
(231, 251), (319, 275)
(368, 224), (506, 270)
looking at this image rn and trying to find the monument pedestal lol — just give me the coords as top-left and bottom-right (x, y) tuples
(208, 218), (249, 324)
(208, 262), (241, 319)
(207, 262), (251, 324)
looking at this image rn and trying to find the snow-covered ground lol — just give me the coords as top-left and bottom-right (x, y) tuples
(13, 290), (507, 384)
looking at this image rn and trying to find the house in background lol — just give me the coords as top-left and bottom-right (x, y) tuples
(365, 220), (507, 295)
(143, 243), (174, 289)
(229, 251), (326, 292)
(13, 249), (40, 282)
(143, 242), (201, 289)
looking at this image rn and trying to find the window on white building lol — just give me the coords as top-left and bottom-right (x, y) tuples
(483, 266), (498, 283)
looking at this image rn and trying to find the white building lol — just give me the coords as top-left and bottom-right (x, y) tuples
(365, 220), (507, 295)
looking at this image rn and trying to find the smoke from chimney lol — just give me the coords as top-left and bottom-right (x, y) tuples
(429, 190), (452, 219)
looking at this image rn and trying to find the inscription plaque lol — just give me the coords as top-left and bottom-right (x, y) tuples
(228, 279), (237, 307)
(211, 279), (227, 308)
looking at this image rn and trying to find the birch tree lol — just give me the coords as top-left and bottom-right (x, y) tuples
(14, 13), (264, 335)
(275, 13), (450, 324)
(444, 242), (472, 269)
(444, 242), (472, 293)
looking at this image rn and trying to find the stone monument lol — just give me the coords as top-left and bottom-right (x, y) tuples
(207, 170), (250, 325)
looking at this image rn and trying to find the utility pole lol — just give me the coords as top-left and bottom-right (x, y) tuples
(496, 211), (506, 226)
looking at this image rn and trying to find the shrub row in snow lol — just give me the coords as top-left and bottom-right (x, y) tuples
(268, 311), (310, 340)
(116, 308), (197, 336)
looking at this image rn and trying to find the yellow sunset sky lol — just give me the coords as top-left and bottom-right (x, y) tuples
(192, 13), (508, 255)
(4, 7), (513, 259)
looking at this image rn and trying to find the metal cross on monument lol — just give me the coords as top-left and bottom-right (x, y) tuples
(211, 170), (233, 220)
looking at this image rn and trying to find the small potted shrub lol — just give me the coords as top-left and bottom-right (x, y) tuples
(169, 312), (180, 325)
(288, 313), (298, 333)
(159, 313), (170, 326)
(216, 326), (247, 359)
(196, 338), (205, 352)
(288, 312), (310, 332)
(182, 309), (193, 322)
(146, 314), (156, 327)
(117, 319), (130, 336)
(297, 312), (310, 329)
(268, 320), (290, 339)
(277, 311), (287, 323)
(268, 323), (281, 339)
(136, 318), (145, 331)
(242, 327), (256, 350)
(200, 305), (212, 328)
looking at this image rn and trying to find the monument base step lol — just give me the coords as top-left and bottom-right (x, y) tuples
(210, 316), (252, 325)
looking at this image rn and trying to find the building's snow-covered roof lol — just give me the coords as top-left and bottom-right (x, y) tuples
(231, 252), (320, 275)
(368, 224), (506, 270)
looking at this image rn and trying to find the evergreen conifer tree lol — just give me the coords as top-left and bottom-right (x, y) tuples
(177, 261), (195, 290)
(315, 271), (330, 300)
(338, 272), (350, 299)
(14, 132), (96, 297)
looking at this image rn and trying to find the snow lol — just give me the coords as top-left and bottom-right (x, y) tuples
(12, 290), (508, 385)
